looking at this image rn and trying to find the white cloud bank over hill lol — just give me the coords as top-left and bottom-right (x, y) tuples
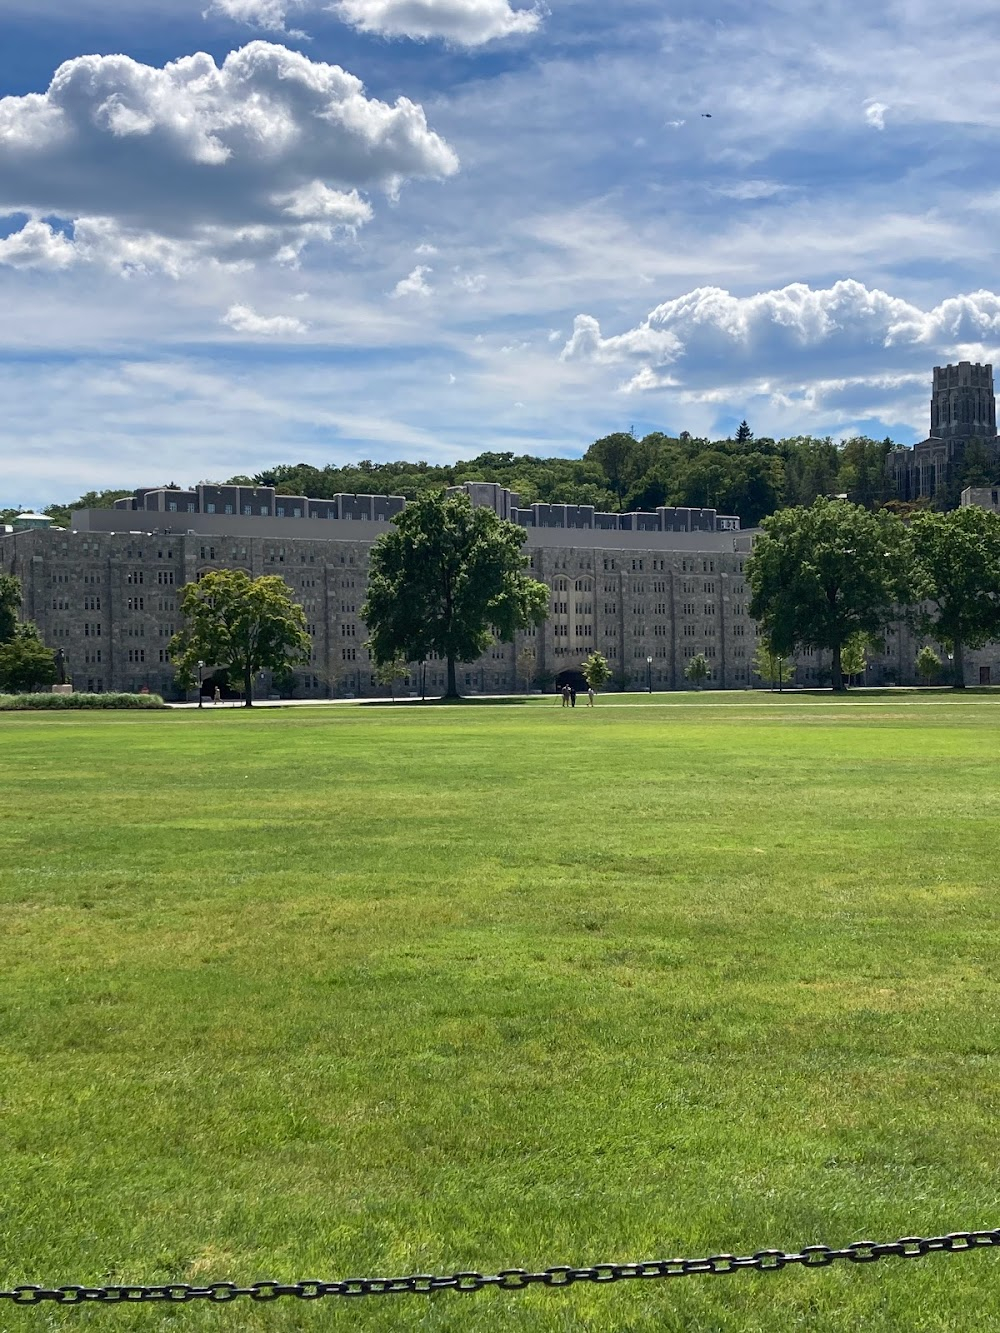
(209, 0), (542, 44)
(0, 42), (457, 273)
(562, 281), (1000, 391)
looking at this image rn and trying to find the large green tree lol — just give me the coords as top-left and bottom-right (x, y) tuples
(170, 570), (311, 707)
(0, 622), (57, 693)
(0, 573), (21, 644)
(362, 491), (548, 698)
(748, 498), (913, 692)
(909, 506), (1000, 689)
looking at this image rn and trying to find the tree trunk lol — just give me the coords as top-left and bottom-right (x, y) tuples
(445, 656), (459, 698)
(244, 661), (254, 707)
(831, 643), (845, 693)
(953, 638), (966, 689)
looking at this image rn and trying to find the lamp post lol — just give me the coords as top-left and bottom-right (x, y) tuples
(197, 660), (204, 708)
(646, 654), (653, 693)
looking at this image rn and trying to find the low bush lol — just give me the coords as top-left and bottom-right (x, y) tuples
(0, 692), (167, 711)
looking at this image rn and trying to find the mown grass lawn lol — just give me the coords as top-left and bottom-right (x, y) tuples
(1, 692), (999, 1331)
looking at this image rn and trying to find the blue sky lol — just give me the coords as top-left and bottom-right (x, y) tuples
(2, 0), (1000, 506)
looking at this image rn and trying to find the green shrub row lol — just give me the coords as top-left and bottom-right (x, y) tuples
(0, 692), (167, 711)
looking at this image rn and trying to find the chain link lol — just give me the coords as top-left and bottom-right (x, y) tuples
(3, 1230), (997, 1305)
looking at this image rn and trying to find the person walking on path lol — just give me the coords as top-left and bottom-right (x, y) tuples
(570, 686), (577, 707)
(213, 685), (221, 705)
(561, 684), (570, 707)
(587, 686), (595, 706)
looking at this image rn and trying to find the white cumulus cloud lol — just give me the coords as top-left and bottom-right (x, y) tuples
(0, 219), (76, 270)
(562, 281), (1000, 388)
(865, 100), (888, 129)
(222, 303), (308, 334)
(0, 42), (457, 273)
(391, 264), (433, 297)
(333, 0), (542, 45)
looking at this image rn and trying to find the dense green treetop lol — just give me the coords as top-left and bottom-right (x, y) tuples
(748, 498), (914, 691)
(909, 506), (1000, 688)
(241, 434), (897, 527)
(0, 579), (57, 691)
(0, 623), (58, 694)
(0, 574), (20, 644)
(170, 570), (311, 707)
(362, 491), (548, 698)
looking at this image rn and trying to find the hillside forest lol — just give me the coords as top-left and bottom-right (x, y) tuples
(12, 425), (992, 530)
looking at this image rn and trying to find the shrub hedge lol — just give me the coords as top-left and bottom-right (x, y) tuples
(0, 692), (167, 711)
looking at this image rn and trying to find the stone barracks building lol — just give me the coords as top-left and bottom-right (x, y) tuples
(5, 437), (1000, 696)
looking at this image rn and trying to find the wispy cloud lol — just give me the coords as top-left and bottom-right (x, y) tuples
(222, 303), (308, 334)
(391, 264), (433, 297)
(206, 0), (308, 37)
(333, 0), (542, 45)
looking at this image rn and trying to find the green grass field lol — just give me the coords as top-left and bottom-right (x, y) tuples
(2, 692), (999, 1331)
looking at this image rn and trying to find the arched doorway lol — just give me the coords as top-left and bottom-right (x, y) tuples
(555, 668), (589, 695)
(203, 669), (239, 701)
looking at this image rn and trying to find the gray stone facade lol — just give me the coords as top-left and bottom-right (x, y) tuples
(0, 519), (765, 697)
(4, 481), (1000, 695)
(888, 362), (999, 502)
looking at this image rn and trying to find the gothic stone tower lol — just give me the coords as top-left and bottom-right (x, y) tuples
(888, 362), (998, 502)
(930, 361), (997, 440)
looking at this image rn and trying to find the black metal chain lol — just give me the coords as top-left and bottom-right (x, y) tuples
(2, 1230), (999, 1304)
